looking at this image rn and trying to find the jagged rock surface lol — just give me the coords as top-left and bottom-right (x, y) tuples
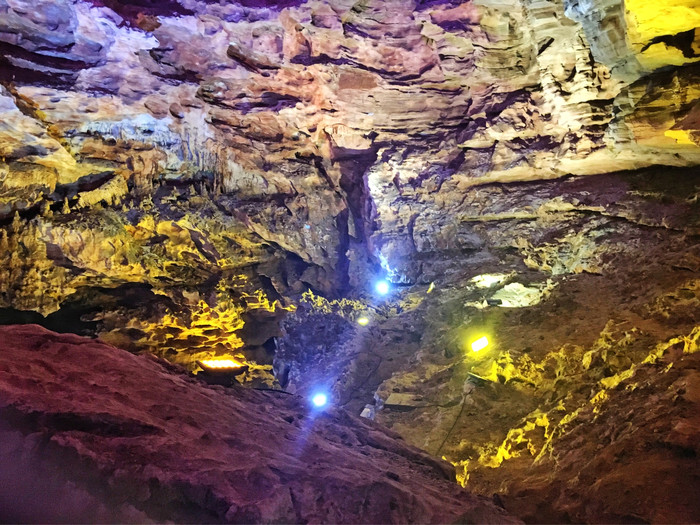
(0, 0), (699, 324)
(1, 2), (700, 522)
(319, 168), (700, 524)
(0, 324), (518, 524)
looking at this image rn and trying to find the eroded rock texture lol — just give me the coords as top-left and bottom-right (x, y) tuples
(0, 0), (699, 355)
(0, 324), (517, 524)
(314, 168), (700, 523)
(1, 0), (700, 522)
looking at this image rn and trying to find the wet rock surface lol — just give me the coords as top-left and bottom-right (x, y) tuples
(0, 323), (518, 524)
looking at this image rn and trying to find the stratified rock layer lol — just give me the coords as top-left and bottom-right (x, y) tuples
(1, 0), (699, 332)
(258, 165), (700, 523)
(0, 2), (699, 521)
(317, 167), (700, 524)
(0, 324), (517, 524)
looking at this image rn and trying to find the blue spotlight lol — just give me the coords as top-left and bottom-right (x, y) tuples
(375, 280), (390, 295)
(311, 393), (328, 408)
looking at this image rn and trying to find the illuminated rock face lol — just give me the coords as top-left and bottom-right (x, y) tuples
(346, 169), (700, 523)
(0, 324), (518, 523)
(266, 167), (700, 522)
(0, 0), (698, 297)
(0, 0), (699, 522)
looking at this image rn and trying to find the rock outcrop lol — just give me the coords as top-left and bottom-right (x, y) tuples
(0, 323), (517, 524)
(324, 168), (700, 523)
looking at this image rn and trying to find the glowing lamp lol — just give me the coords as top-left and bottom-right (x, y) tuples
(357, 316), (370, 326)
(375, 280), (390, 295)
(199, 359), (243, 369)
(311, 393), (328, 407)
(470, 336), (489, 353)
(197, 359), (249, 379)
(196, 359), (249, 386)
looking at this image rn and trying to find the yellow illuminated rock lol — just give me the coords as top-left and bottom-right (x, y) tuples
(0, 2), (699, 520)
(625, 0), (700, 69)
(665, 129), (698, 145)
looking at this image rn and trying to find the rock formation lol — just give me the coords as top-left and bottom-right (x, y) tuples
(0, 324), (518, 523)
(0, 0), (699, 522)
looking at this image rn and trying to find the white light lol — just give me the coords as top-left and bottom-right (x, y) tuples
(312, 393), (328, 407)
(471, 336), (489, 352)
(199, 359), (243, 369)
(375, 280), (390, 295)
(357, 316), (370, 326)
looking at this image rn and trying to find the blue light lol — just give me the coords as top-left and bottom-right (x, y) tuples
(375, 280), (390, 295)
(311, 393), (328, 407)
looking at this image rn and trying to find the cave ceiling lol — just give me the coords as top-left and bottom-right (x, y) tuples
(0, 0), (698, 363)
(0, 0), (698, 373)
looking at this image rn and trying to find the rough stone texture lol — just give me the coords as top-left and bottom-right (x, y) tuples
(249, 166), (700, 522)
(0, 0), (698, 300)
(1, 1), (700, 521)
(321, 168), (700, 524)
(0, 0), (698, 373)
(501, 340), (700, 523)
(0, 324), (517, 524)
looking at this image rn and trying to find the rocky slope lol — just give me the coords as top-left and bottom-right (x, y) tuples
(274, 166), (700, 522)
(0, 323), (517, 524)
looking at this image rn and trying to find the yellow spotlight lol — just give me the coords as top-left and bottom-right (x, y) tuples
(199, 359), (244, 369)
(357, 316), (370, 326)
(427, 282), (435, 294)
(470, 336), (489, 353)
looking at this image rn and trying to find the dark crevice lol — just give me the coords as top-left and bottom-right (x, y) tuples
(337, 150), (380, 244)
(641, 29), (699, 59)
(3, 406), (161, 438)
(335, 208), (351, 293)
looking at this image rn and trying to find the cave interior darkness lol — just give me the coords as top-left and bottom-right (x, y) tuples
(0, 0), (700, 523)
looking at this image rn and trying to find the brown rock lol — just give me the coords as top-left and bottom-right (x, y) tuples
(0, 324), (518, 524)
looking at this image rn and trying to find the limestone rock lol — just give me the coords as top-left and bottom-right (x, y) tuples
(0, 0), (697, 297)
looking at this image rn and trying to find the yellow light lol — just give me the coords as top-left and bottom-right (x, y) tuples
(625, 0), (700, 69)
(664, 129), (696, 145)
(427, 282), (435, 294)
(199, 359), (244, 369)
(357, 316), (370, 326)
(470, 336), (489, 352)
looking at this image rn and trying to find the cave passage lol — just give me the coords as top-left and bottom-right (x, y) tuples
(0, 0), (700, 522)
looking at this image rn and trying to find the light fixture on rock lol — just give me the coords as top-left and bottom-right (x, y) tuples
(196, 359), (249, 386)
(470, 336), (489, 353)
(311, 392), (328, 408)
(198, 359), (245, 370)
(375, 280), (390, 295)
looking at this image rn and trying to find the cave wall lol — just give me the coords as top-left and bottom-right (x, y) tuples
(0, 0), (699, 366)
(1, 1), (700, 522)
(0, 324), (519, 524)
